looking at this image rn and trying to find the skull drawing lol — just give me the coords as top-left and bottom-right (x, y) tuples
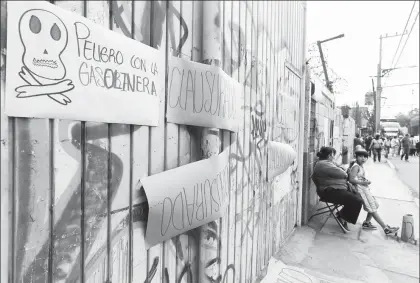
(19, 9), (68, 80)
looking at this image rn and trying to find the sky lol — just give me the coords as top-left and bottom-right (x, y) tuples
(306, 1), (419, 118)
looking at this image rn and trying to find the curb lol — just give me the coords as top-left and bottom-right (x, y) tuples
(386, 158), (419, 208)
(386, 159), (396, 170)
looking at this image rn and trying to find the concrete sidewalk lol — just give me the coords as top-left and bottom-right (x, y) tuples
(275, 158), (420, 283)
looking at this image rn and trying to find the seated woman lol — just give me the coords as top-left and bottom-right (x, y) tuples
(312, 146), (363, 232)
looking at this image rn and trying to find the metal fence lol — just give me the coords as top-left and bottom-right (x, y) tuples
(0, 1), (307, 282)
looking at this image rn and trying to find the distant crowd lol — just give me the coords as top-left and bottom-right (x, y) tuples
(353, 133), (420, 162)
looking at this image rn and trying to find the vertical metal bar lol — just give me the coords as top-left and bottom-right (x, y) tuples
(11, 120), (15, 283)
(128, 1), (135, 282)
(198, 2), (222, 282)
(80, 4), (87, 282)
(107, 4), (113, 282)
(48, 118), (54, 283)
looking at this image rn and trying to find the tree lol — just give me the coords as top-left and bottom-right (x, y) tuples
(396, 108), (419, 128)
(363, 108), (375, 134)
(306, 42), (348, 94)
(396, 113), (411, 128)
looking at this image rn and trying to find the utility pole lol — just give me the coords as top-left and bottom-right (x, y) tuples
(375, 35), (383, 134)
(372, 78), (376, 134)
(375, 32), (407, 133)
(317, 33), (345, 93)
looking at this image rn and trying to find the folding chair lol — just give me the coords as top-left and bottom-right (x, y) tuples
(309, 175), (346, 233)
(308, 198), (346, 233)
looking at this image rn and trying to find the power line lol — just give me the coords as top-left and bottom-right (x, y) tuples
(393, 11), (419, 69)
(391, 1), (417, 67)
(382, 82), (419, 88)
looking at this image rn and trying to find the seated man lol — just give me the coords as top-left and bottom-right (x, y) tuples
(312, 146), (363, 232)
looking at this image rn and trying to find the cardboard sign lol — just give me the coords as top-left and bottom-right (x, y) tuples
(141, 149), (229, 249)
(166, 56), (242, 132)
(5, 1), (164, 126)
(267, 141), (297, 180)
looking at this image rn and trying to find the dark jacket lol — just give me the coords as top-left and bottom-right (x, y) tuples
(312, 160), (348, 192)
(402, 136), (411, 148)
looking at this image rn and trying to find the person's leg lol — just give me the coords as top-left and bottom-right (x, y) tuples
(370, 211), (399, 234)
(377, 149), (381, 162)
(370, 212), (386, 228)
(405, 148), (409, 161)
(373, 148), (377, 161)
(319, 188), (363, 225)
(362, 213), (378, 229)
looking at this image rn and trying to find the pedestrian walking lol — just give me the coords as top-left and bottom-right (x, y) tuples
(401, 134), (411, 162)
(384, 136), (391, 158)
(390, 136), (399, 157)
(348, 147), (400, 235)
(398, 135), (403, 156)
(353, 133), (364, 156)
(364, 135), (373, 157)
(409, 135), (416, 156)
(369, 134), (383, 162)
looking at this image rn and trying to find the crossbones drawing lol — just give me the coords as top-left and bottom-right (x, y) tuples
(15, 9), (74, 105)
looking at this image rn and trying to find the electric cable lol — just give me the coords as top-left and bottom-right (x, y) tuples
(393, 11), (419, 69)
(390, 0), (416, 67)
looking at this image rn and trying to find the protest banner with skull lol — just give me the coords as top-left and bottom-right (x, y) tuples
(17, 9), (74, 105)
(5, 1), (164, 126)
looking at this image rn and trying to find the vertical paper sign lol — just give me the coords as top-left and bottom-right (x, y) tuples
(141, 149), (230, 249)
(267, 141), (297, 180)
(166, 56), (242, 132)
(5, 1), (164, 126)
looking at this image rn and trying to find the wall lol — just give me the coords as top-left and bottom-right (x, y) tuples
(343, 117), (356, 159)
(301, 75), (345, 224)
(0, 1), (307, 283)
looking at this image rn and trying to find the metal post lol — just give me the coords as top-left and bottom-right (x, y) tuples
(376, 35), (383, 134)
(372, 78), (376, 133)
(317, 41), (331, 92)
(198, 2), (221, 282)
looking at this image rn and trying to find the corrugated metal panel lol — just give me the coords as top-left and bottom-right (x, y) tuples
(0, 1), (307, 282)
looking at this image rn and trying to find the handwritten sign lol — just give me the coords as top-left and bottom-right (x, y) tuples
(166, 56), (242, 132)
(141, 149), (229, 248)
(5, 1), (164, 126)
(267, 141), (297, 180)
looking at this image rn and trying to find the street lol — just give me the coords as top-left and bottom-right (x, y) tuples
(387, 155), (419, 199)
(278, 158), (419, 283)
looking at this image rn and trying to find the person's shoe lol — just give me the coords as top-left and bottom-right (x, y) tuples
(384, 225), (399, 235)
(362, 221), (377, 230)
(335, 214), (350, 232)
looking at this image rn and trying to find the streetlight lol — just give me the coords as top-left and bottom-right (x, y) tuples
(316, 33), (345, 92)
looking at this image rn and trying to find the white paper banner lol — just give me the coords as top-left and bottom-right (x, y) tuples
(141, 149), (230, 249)
(5, 1), (164, 126)
(267, 141), (297, 180)
(166, 56), (242, 132)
